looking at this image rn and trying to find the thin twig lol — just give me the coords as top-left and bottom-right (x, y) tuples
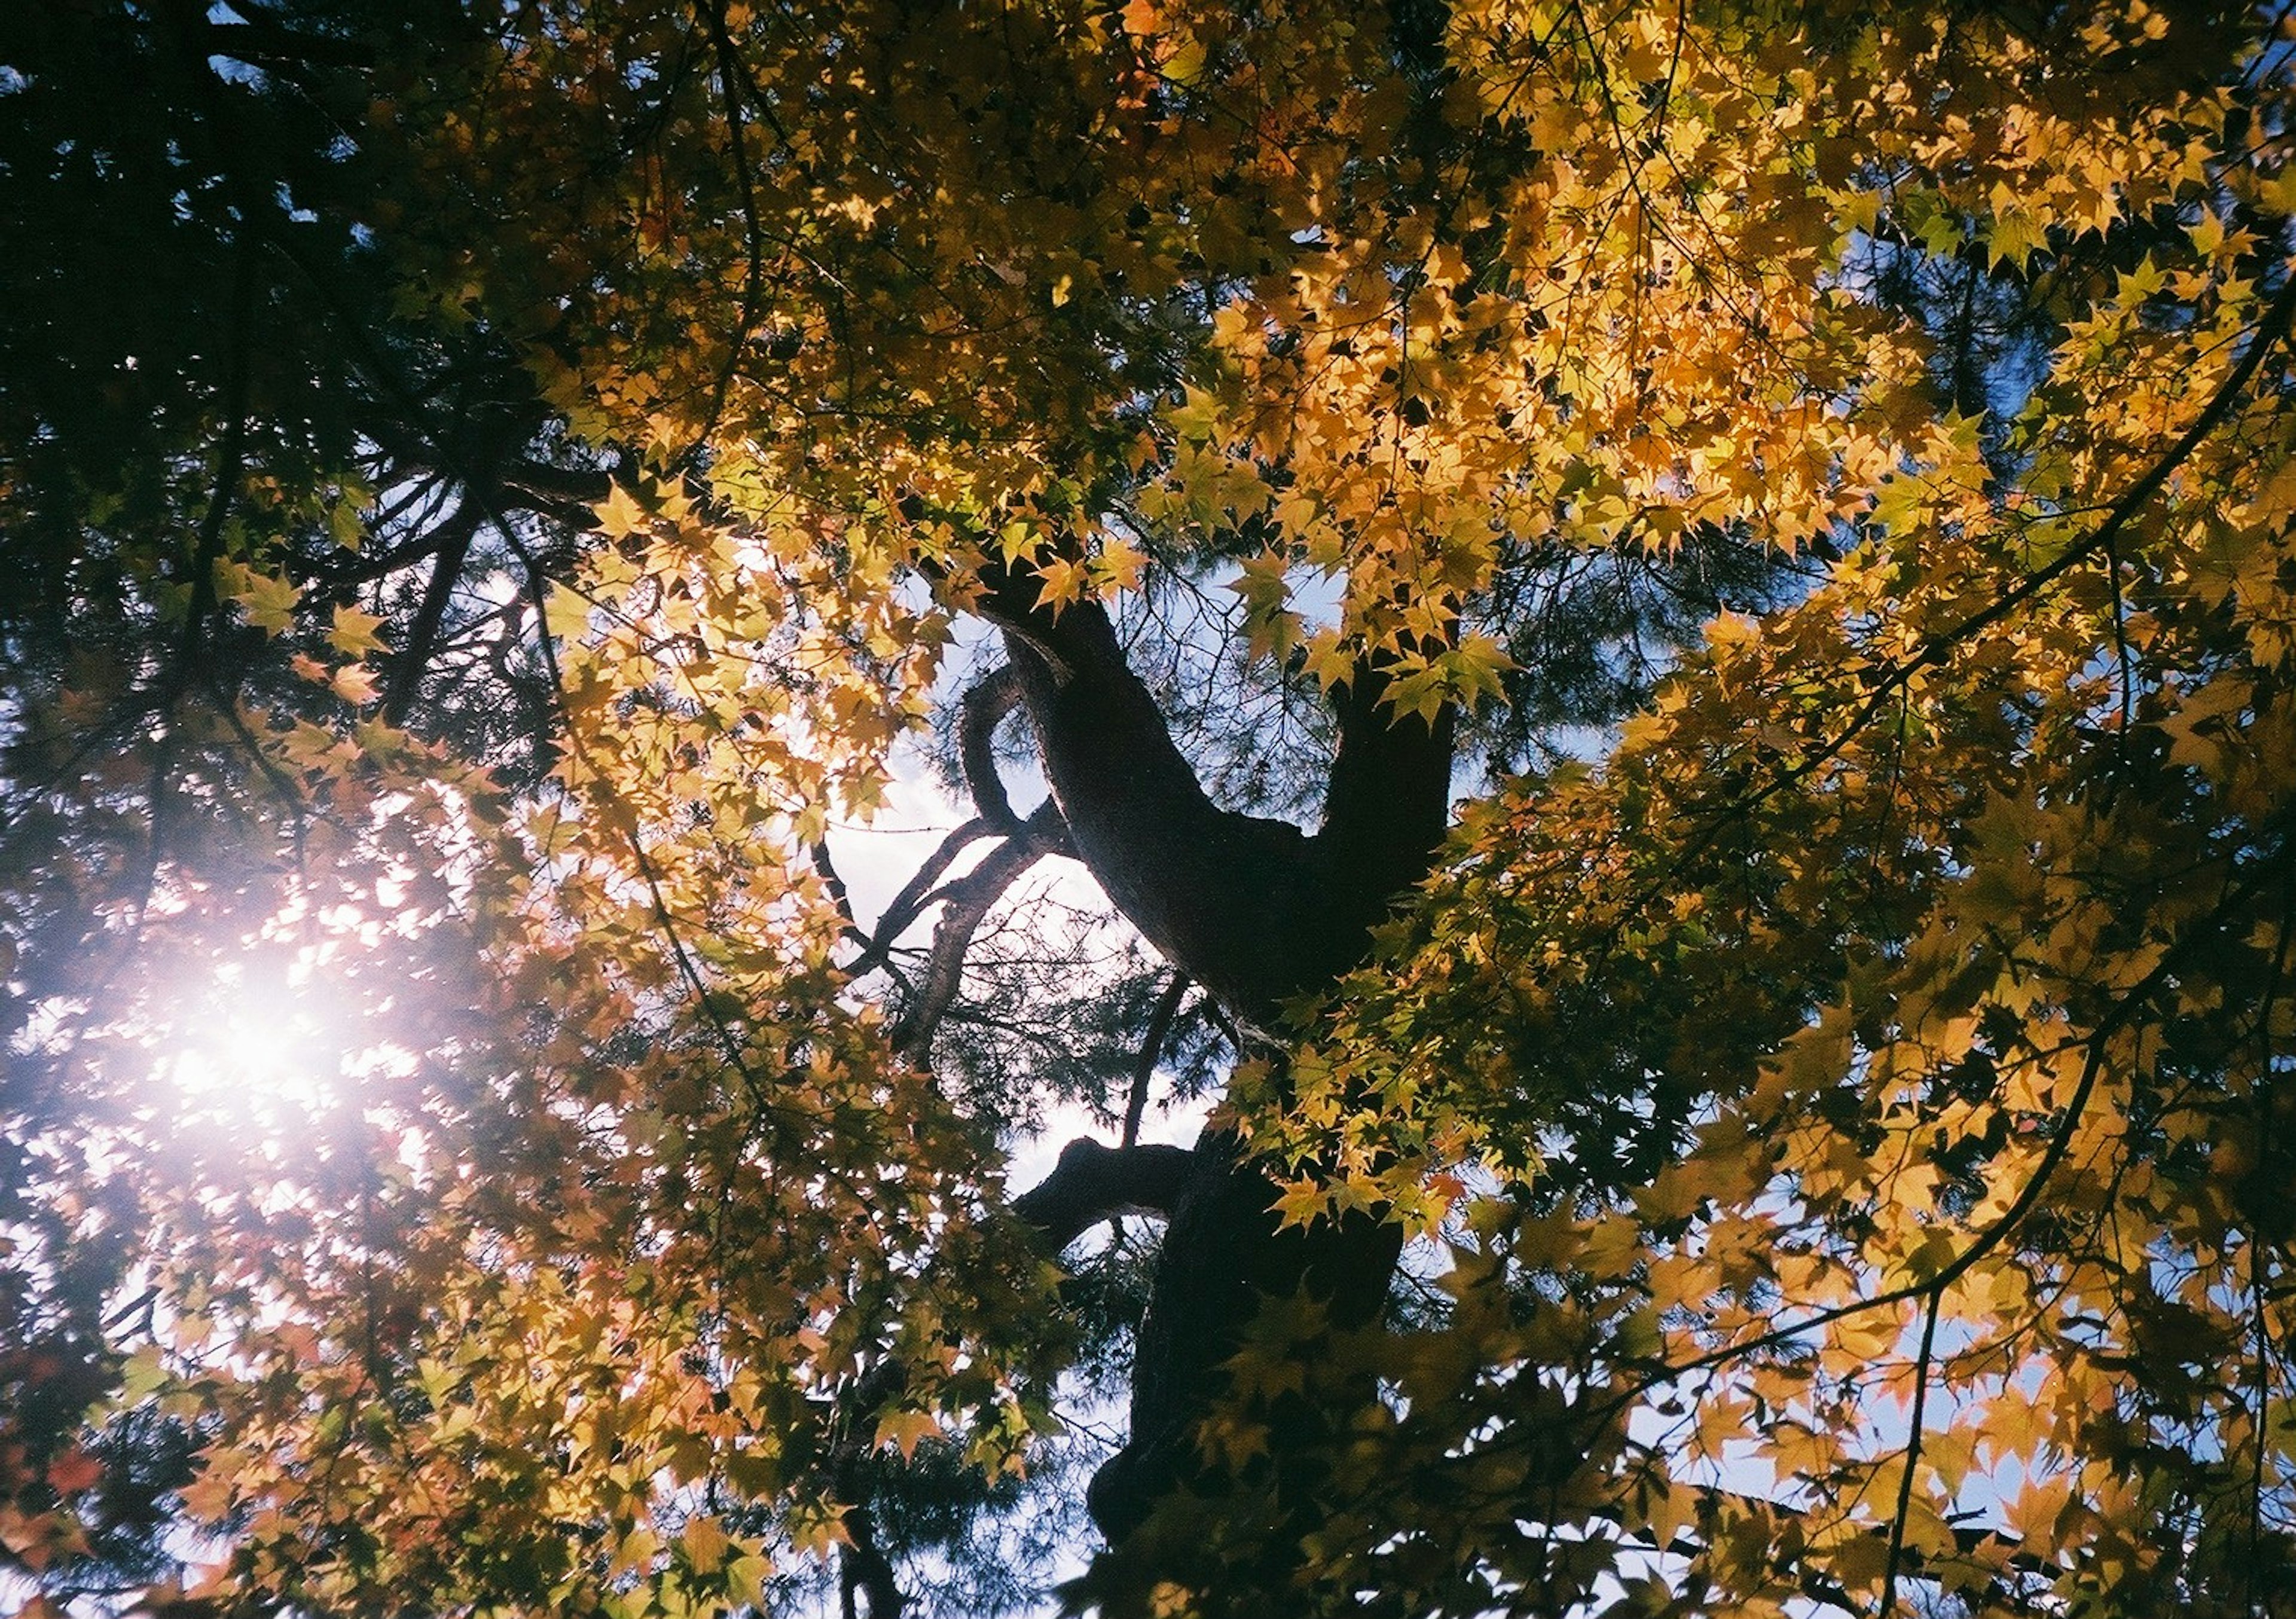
(1879, 1290), (1941, 1619)
(1124, 972), (1190, 1148)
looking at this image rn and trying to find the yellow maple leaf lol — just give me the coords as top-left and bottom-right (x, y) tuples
(329, 603), (390, 658)
(680, 1514), (734, 1574)
(1091, 537), (1147, 594)
(1031, 554), (1090, 613)
(228, 566), (301, 636)
(332, 664), (382, 707)
(593, 483), (652, 540)
(874, 1407), (943, 1461)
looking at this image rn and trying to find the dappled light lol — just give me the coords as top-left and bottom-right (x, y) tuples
(6, 2), (2296, 1616)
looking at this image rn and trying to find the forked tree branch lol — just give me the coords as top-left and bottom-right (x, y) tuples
(888, 801), (1070, 1058)
(1013, 1138), (1197, 1252)
(958, 662), (1028, 833)
(845, 816), (997, 978)
(964, 551), (1457, 1022)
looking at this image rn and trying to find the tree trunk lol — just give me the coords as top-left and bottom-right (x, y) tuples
(975, 561), (1455, 1571)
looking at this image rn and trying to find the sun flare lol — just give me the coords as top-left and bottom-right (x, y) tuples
(161, 967), (349, 1113)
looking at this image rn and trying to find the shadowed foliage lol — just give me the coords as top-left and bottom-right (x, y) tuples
(5, 3), (2296, 1617)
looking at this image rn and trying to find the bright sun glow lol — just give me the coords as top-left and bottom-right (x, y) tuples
(162, 964), (353, 1113)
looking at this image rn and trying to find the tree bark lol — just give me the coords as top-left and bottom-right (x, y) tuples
(1013, 1138), (1195, 1253)
(975, 568), (1452, 1025)
(969, 556), (1456, 1557)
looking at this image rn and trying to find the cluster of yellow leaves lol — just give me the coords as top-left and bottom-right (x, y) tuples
(6, 479), (1048, 1611)
(422, 2), (2296, 1611)
(1241, 9), (2296, 1608)
(26, 0), (2296, 1612)
(35, 706), (1060, 1614)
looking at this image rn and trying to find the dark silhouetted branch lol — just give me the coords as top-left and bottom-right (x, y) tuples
(383, 502), (481, 725)
(958, 663), (1027, 833)
(1123, 972), (1189, 1148)
(844, 817), (996, 977)
(964, 551), (1455, 1022)
(1013, 1138), (1196, 1253)
(887, 802), (1069, 1058)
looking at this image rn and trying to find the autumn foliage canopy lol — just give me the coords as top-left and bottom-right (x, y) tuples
(5, 1), (2296, 1615)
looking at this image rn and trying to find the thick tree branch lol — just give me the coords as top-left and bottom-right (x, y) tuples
(971, 556), (1454, 1021)
(808, 838), (859, 930)
(827, 1360), (911, 1619)
(196, 17), (375, 68)
(1088, 1122), (1405, 1544)
(958, 663), (1027, 834)
(952, 549), (1460, 1556)
(1012, 1138), (1196, 1253)
(496, 458), (613, 529)
(887, 801), (1069, 1058)
(1320, 657), (1457, 907)
(845, 816), (996, 977)
(383, 502), (481, 725)
(838, 1507), (905, 1619)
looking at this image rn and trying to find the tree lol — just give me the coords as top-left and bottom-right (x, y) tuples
(5, 0), (2296, 1615)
